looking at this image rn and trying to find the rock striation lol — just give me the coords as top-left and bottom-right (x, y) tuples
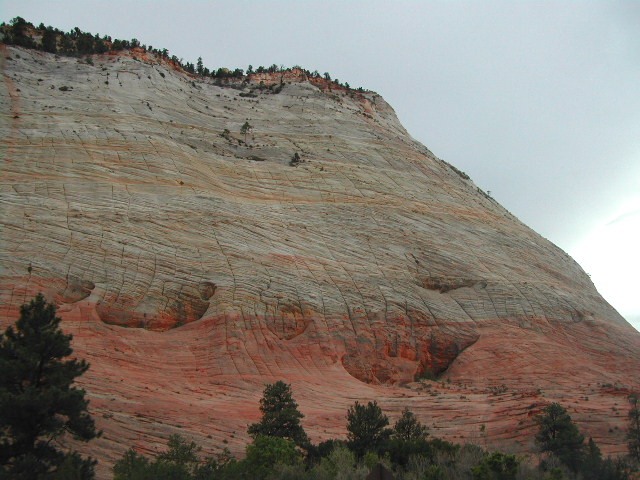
(1, 45), (639, 477)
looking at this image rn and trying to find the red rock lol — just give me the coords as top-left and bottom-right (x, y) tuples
(0, 45), (638, 478)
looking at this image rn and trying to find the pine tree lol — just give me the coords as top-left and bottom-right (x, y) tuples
(346, 401), (392, 458)
(535, 403), (585, 472)
(393, 407), (428, 441)
(8, 17), (35, 48)
(0, 294), (98, 479)
(40, 27), (57, 53)
(247, 381), (309, 448)
(196, 57), (204, 76)
(582, 437), (604, 480)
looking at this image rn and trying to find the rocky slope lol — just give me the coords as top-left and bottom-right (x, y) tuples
(1, 45), (639, 477)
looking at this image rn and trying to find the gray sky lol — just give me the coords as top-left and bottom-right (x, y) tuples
(3, 0), (639, 329)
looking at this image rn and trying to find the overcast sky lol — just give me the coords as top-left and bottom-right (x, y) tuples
(3, 0), (639, 330)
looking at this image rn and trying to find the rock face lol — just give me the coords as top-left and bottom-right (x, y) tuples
(1, 46), (639, 477)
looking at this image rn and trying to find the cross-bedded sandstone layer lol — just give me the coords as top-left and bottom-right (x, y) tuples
(1, 46), (638, 478)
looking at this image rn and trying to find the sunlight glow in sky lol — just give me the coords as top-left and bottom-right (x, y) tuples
(571, 196), (640, 331)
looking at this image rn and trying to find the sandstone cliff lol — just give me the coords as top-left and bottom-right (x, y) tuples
(1, 45), (638, 477)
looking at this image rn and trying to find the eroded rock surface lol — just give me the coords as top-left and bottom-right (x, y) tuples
(1, 46), (638, 478)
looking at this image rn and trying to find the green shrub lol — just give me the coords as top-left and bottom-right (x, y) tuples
(471, 451), (520, 480)
(243, 435), (302, 479)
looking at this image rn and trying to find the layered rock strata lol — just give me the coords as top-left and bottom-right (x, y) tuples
(1, 46), (638, 478)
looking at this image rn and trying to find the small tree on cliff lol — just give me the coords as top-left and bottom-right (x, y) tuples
(289, 152), (301, 166)
(240, 121), (252, 143)
(196, 56), (204, 76)
(535, 403), (585, 472)
(248, 381), (309, 448)
(0, 294), (99, 479)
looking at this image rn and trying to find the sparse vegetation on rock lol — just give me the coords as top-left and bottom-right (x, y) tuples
(0, 16), (365, 91)
(289, 152), (302, 166)
(240, 121), (253, 144)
